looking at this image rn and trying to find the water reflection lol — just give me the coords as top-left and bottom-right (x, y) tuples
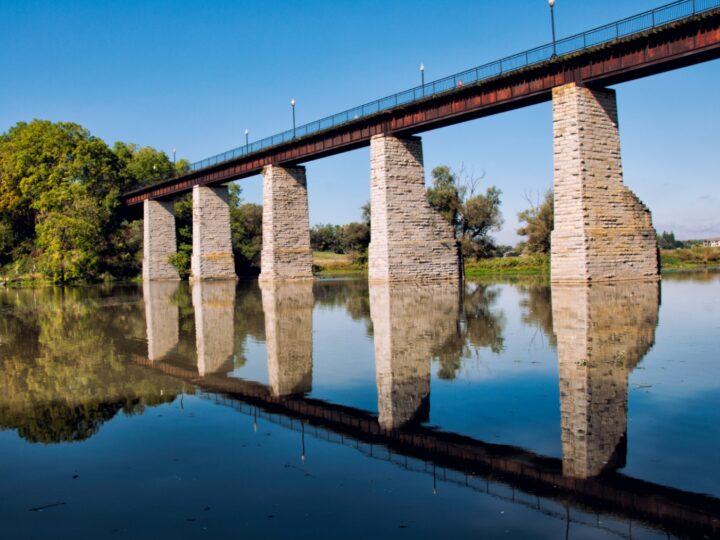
(553, 281), (660, 478)
(261, 280), (314, 396)
(143, 281), (179, 361)
(370, 281), (460, 429)
(1, 275), (718, 539)
(192, 280), (236, 376)
(432, 283), (506, 380)
(0, 287), (186, 444)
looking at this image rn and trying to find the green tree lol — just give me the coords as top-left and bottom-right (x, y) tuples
(657, 230), (683, 250)
(517, 191), (554, 254)
(427, 166), (503, 258)
(0, 120), (189, 282)
(113, 142), (188, 189)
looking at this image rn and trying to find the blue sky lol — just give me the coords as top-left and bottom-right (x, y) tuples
(1, 0), (718, 243)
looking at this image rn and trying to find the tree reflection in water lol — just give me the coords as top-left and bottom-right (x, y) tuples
(0, 286), (188, 444)
(432, 281), (506, 380)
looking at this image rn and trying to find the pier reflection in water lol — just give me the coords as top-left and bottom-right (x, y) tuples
(370, 281), (460, 429)
(0, 273), (718, 539)
(553, 281), (660, 479)
(261, 280), (314, 397)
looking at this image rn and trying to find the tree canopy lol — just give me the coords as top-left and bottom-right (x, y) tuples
(426, 165), (503, 258)
(0, 120), (186, 282)
(517, 191), (554, 255)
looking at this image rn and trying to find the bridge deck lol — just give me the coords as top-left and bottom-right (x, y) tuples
(124, 0), (720, 206)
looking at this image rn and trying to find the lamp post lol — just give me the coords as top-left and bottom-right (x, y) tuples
(420, 63), (425, 87)
(245, 128), (249, 147)
(549, 0), (557, 58)
(290, 99), (296, 139)
(172, 148), (176, 165)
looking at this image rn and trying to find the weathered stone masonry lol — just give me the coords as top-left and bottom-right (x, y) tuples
(260, 165), (313, 281)
(191, 185), (237, 281)
(142, 199), (180, 281)
(369, 135), (460, 282)
(551, 83), (659, 283)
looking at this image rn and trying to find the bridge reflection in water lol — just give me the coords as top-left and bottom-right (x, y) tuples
(133, 278), (720, 539)
(3, 279), (716, 537)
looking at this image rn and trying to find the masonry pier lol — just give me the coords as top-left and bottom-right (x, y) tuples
(260, 165), (313, 281)
(368, 135), (460, 282)
(191, 185), (237, 281)
(142, 200), (180, 281)
(551, 83), (659, 283)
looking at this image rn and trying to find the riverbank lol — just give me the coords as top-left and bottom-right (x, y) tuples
(3, 247), (718, 285)
(312, 247), (720, 278)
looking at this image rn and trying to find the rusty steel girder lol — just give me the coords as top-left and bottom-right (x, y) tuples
(123, 11), (720, 206)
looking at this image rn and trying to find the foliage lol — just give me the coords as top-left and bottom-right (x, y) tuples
(231, 201), (263, 275)
(656, 230), (684, 250)
(310, 215), (370, 262)
(0, 120), (180, 282)
(113, 141), (188, 189)
(426, 165), (503, 258)
(0, 286), (188, 443)
(517, 191), (554, 254)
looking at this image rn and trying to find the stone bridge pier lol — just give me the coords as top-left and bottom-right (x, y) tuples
(142, 185), (237, 282)
(551, 83), (659, 283)
(552, 280), (659, 478)
(261, 280), (314, 396)
(369, 134), (461, 282)
(370, 280), (461, 430)
(260, 165), (313, 281)
(143, 200), (180, 281)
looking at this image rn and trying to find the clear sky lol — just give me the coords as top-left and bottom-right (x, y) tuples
(1, 0), (718, 244)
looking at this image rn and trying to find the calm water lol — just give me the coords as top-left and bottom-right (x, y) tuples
(1, 273), (719, 539)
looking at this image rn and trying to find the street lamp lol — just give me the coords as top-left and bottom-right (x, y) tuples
(172, 148), (176, 165)
(245, 128), (249, 147)
(290, 99), (296, 139)
(420, 63), (425, 87)
(548, 0), (557, 58)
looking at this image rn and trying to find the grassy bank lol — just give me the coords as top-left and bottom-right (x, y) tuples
(660, 246), (720, 270)
(464, 255), (550, 277)
(4, 247), (718, 285)
(312, 247), (720, 278)
(312, 251), (366, 276)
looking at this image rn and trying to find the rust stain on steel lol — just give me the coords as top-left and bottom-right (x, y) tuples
(124, 13), (720, 206)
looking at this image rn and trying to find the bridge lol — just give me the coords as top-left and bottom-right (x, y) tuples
(134, 278), (720, 538)
(126, 0), (720, 283)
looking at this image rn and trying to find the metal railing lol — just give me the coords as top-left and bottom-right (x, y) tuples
(186, 0), (719, 175)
